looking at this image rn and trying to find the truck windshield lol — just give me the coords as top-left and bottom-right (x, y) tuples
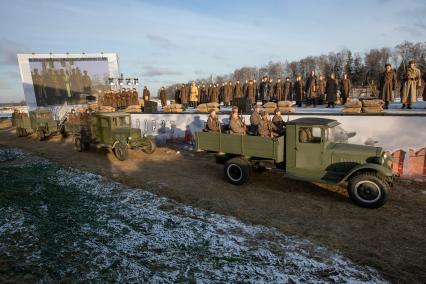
(326, 127), (336, 142)
(114, 116), (130, 127)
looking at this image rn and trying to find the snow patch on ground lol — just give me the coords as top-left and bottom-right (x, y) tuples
(0, 148), (388, 283)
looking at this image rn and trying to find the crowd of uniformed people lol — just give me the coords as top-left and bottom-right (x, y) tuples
(168, 60), (424, 110)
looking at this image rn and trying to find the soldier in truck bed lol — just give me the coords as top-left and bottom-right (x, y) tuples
(206, 109), (221, 132)
(249, 104), (261, 135)
(257, 111), (273, 137)
(229, 111), (247, 135)
(272, 108), (286, 136)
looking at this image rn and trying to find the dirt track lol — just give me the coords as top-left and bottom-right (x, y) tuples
(1, 118), (425, 283)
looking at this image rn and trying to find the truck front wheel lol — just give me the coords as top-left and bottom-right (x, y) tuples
(113, 142), (128, 161)
(224, 158), (251, 185)
(347, 173), (389, 209)
(37, 129), (45, 141)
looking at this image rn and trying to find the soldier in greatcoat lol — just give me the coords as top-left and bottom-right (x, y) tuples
(223, 81), (232, 106)
(159, 86), (167, 107)
(317, 75), (326, 105)
(305, 70), (318, 107)
(274, 79), (283, 102)
(325, 73), (338, 108)
(401, 60), (421, 109)
(257, 111), (273, 137)
(378, 63), (397, 109)
(293, 75), (305, 107)
(229, 111), (247, 135)
(283, 77), (292, 101)
(233, 80), (243, 101)
(340, 74), (352, 105)
(205, 109), (221, 132)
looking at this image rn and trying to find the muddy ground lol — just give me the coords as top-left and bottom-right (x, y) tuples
(1, 118), (425, 283)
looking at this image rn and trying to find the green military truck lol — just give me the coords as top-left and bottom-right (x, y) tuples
(73, 112), (156, 161)
(15, 109), (59, 141)
(195, 117), (394, 208)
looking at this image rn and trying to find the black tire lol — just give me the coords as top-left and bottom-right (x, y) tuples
(141, 139), (156, 154)
(113, 142), (128, 161)
(224, 157), (251, 185)
(84, 142), (91, 151)
(60, 125), (68, 138)
(347, 173), (389, 209)
(37, 129), (45, 141)
(74, 137), (83, 152)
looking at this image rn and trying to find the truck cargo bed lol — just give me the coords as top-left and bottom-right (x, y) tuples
(195, 132), (285, 163)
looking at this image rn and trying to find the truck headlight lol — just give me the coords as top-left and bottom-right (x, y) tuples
(380, 151), (391, 165)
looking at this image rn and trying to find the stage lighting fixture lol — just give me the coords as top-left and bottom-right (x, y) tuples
(108, 77), (115, 86)
(118, 78), (124, 86)
(134, 78), (139, 86)
(126, 78), (131, 85)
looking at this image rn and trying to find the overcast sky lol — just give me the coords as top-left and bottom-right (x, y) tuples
(0, 0), (425, 102)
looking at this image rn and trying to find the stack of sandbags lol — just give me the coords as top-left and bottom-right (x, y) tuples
(76, 107), (87, 113)
(97, 106), (115, 113)
(342, 99), (362, 114)
(277, 101), (295, 113)
(196, 103), (220, 113)
(263, 102), (277, 114)
(163, 104), (184, 113)
(362, 99), (384, 113)
(125, 105), (142, 113)
(87, 102), (98, 110)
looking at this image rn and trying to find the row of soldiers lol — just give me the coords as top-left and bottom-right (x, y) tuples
(100, 88), (140, 109)
(205, 105), (286, 137)
(377, 60), (424, 109)
(31, 68), (92, 106)
(172, 73), (352, 108)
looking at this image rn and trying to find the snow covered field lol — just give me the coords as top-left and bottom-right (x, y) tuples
(0, 148), (388, 283)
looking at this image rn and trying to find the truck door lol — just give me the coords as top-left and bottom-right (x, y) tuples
(295, 126), (324, 171)
(100, 118), (110, 143)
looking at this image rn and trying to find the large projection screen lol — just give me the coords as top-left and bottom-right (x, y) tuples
(17, 53), (120, 110)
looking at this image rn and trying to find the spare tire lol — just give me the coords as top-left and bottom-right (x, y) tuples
(224, 157), (251, 185)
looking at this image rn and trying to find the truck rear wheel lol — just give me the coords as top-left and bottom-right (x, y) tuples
(113, 142), (128, 161)
(224, 158), (251, 185)
(347, 173), (389, 209)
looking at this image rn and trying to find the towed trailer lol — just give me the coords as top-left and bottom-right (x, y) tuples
(195, 117), (394, 208)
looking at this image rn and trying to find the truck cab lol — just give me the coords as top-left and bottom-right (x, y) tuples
(285, 118), (392, 184)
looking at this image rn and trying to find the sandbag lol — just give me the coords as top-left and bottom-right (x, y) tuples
(279, 107), (295, 113)
(362, 107), (383, 113)
(277, 101), (292, 107)
(344, 99), (362, 108)
(263, 102), (277, 108)
(97, 106), (115, 113)
(362, 99), (384, 107)
(342, 108), (362, 113)
(170, 103), (183, 109)
(264, 107), (275, 114)
(206, 102), (219, 108)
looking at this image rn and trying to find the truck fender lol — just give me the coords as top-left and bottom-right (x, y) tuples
(111, 140), (120, 149)
(340, 163), (393, 183)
